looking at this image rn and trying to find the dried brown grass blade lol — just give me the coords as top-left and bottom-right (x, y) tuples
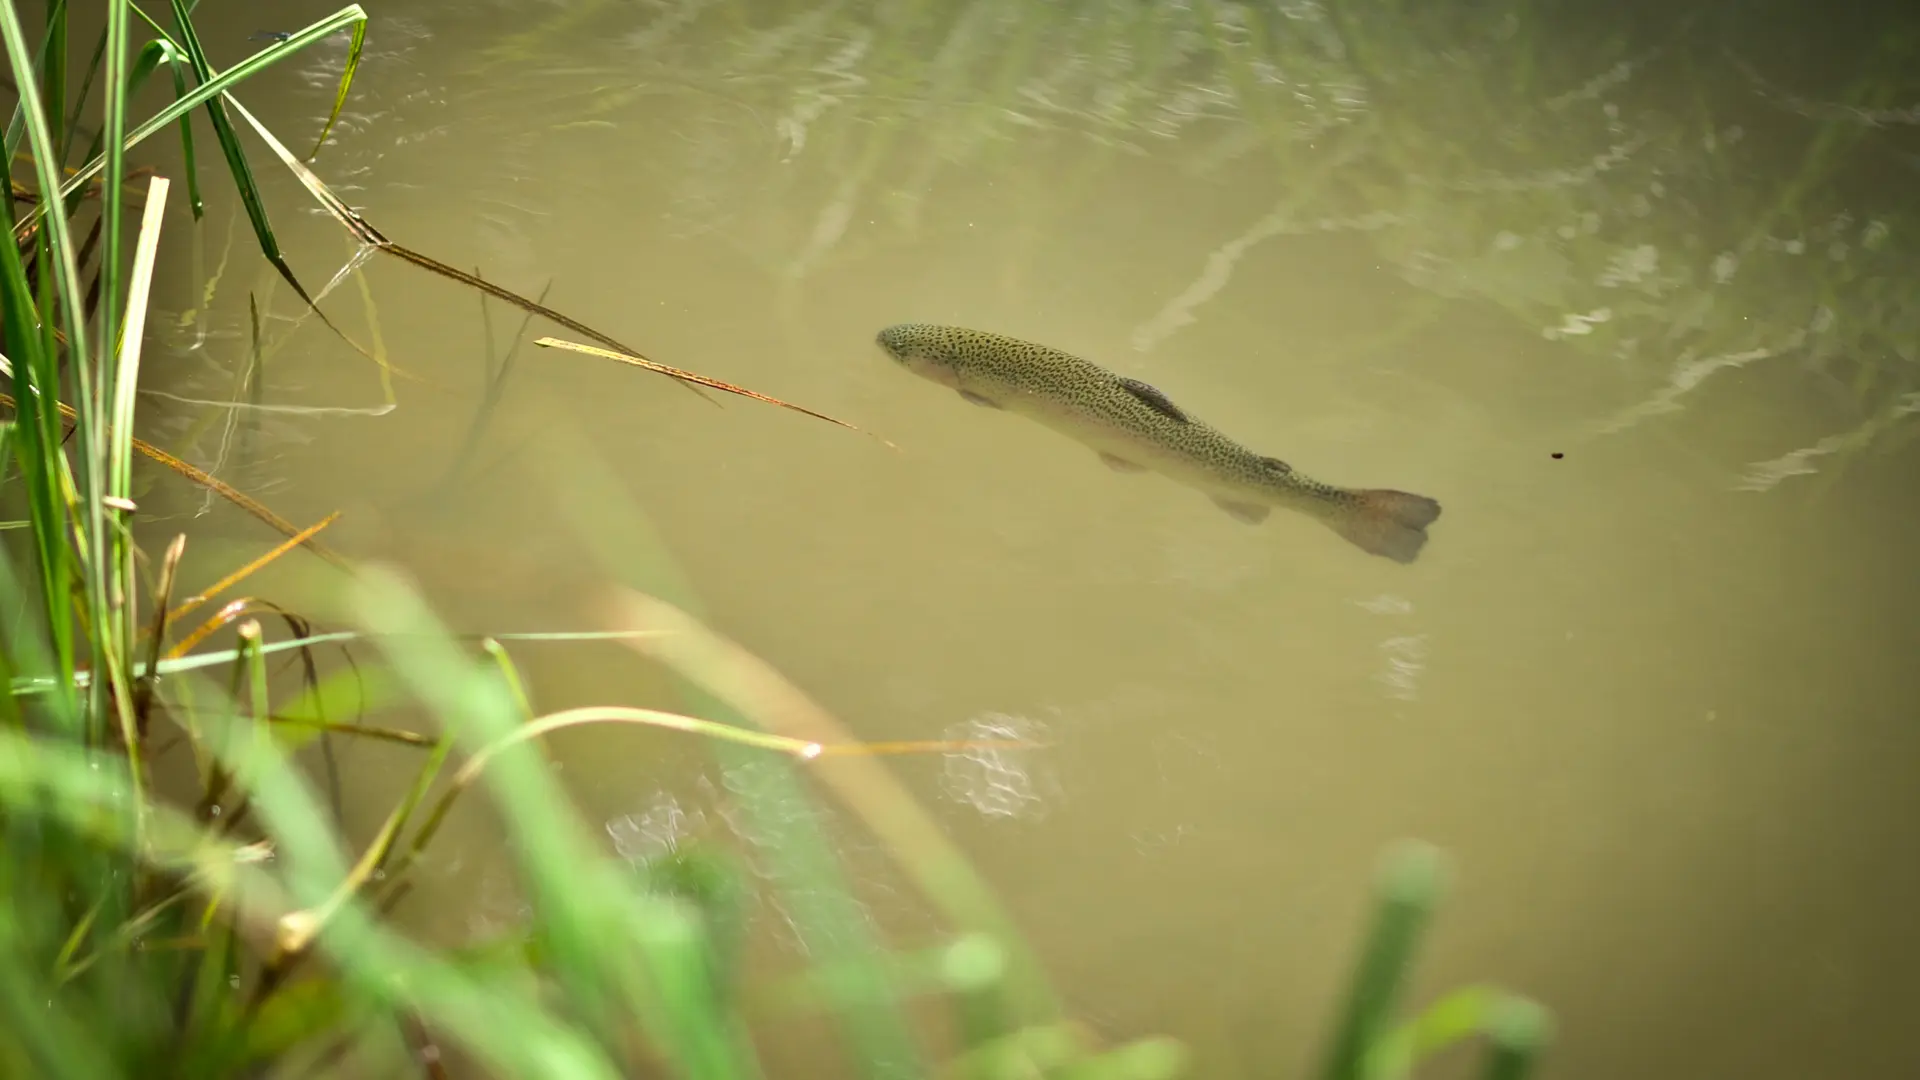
(222, 88), (893, 440)
(168, 598), (264, 660)
(134, 534), (188, 735)
(168, 512), (342, 624)
(534, 336), (895, 444)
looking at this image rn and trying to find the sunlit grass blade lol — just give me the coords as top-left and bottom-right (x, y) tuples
(110, 173), (167, 553)
(307, 19), (366, 160)
(1362, 985), (1500, 1080)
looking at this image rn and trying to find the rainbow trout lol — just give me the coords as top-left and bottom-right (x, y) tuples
(875, 324), (1442, 563)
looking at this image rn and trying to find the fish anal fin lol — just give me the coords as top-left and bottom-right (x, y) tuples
(1098, 451), (1149, 473)
(1212, 496), (1271, 524)
(1116, 377), (1189, 423)
(958, 389), (1002, 409)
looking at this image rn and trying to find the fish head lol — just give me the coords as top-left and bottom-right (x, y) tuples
(875, 323), (963, 388)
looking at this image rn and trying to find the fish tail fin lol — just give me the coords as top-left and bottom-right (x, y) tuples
(1329, 489), (1442, 564)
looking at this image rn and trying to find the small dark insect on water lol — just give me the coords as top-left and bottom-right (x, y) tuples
(875, 323), (1443, 563)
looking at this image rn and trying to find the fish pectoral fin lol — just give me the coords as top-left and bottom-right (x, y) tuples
(957, 389), (1003, 409)
(1211, 496), (1271, 525)
(1115, 377), (1189, 423)
(1259, 455), (1293, 474)
(1098, 451), (1149, 473)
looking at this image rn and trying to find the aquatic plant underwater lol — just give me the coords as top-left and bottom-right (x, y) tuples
(64, 0), (1920, 1075)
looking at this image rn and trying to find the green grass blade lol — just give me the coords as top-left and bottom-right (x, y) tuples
(1479, 999), (1550, 1080)
(164, 0), (308, 303)
(111, 39), (203, 216)
(39, 0), (65, 174)
(43, 8), (368, 223)
(1, 0), (63, 173)
(345, 567), (656, 1059)
(610, 588), (1061, 1027)
(0, 717), (623, 1078)
(96, 0), (139, 757)
(307, 18), (365, 160)
(1317, 842), (1447, 1080)
(1362, 985), (1501, 1080)
(0, 0), (105, 700)
(55, 19), (103, 167)
(164, 41), (203, 217)
(557, 452), (931, 1078)
(627, 894), (765, 1080)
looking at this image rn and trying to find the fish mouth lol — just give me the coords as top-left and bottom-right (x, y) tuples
(874, 324), (910, 362)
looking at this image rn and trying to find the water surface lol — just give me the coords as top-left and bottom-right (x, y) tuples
(131, 2), (1920, 1076)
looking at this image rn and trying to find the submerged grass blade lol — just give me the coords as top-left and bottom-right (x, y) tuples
(0, 389), (350, 568)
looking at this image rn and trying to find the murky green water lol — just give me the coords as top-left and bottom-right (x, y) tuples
(130, 1), (1920, 1076)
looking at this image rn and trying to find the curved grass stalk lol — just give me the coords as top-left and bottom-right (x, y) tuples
(532, 336), (893, 442)
(164, 512), (341, 625)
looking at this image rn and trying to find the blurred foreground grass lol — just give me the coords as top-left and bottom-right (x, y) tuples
(0, 2), (1548, 1077)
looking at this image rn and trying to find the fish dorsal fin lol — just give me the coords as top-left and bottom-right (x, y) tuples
(1115, 377), (1188, 423)
(1260, 455), (1292, 475)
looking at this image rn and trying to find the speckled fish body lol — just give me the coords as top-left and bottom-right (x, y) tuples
(875, 323), (1442, 563)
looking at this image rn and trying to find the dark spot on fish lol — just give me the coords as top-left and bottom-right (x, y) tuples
(1115, 377), (1188, 423)
(1260, 456), (1293, 474)
(958, 389), (1002, 409)
(1212, 496), (1270, 524)
(1098, 451), (1148, 473)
